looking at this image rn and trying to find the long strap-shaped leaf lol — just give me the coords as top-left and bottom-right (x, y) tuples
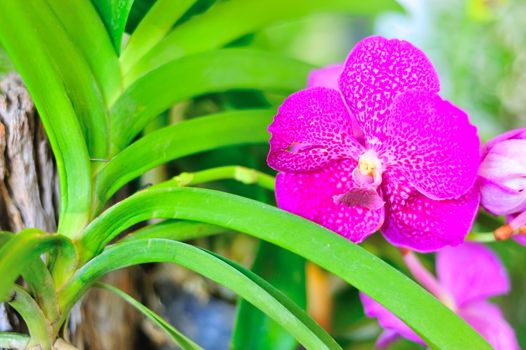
(121, 0), (198, 72)
(8, 286), (52, 350)
(124, 220), (226, 242)
(62, 239), (342, 350)
(0, 1), (92, 236)
(0, 332), (30, 349)
(16, 0), (109, 159)
(110, 49), (311, 150)
(233, 242), (306, 350)
(97, 110), (273, 208)
(0, 232), (58, 322)
(45, 0), (122, 105)
(125, 0), (402, 81)
(96, 283), (203, 350)
(79, 187), (491, 349)
(0, 229), (73, 301)
(91, 0), (135, 54)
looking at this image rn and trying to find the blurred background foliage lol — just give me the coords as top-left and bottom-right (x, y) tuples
(1, 0), (525, 349)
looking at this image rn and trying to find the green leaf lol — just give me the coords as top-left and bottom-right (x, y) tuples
(61, 239), (342, 350)
(24, 259), (60, 324)
(25, 1), (109, 159)
(96, 110), (274, 208)
(125, 0), (156, 34)
(121, 0), (198, 73)
(126, 0), (402, 81)
(111, 49), (312, 150)
(0, 232), (59, 322)
(45, 0), (122, 105)
(0, 229), (72, 302)
(233, 242), (306, 350)
(124, 220), (226, 242)
(8, 286), (52, 349)
(96, 282), (203, 350)
(0, 1), (92, 235)
(79, 187), (491, 349)
(0, 332), (30, 349)
(91, 0), (135, 53)
(0, 46), (14, 78)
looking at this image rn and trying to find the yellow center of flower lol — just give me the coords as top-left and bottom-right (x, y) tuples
(358, 151), (382, 177)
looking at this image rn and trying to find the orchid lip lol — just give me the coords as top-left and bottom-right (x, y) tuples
(353, 150), (383, 188)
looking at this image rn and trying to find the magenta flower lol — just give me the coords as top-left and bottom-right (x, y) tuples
(267, 36), (480, 251)
(479, 128), (526, 244)
(360, 243), (519, 350)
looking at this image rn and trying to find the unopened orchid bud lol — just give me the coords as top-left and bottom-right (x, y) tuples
(479, 129), (526, 216)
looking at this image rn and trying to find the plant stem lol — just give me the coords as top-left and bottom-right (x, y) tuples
(466, 232), (496, 242)
(151, 165), (275, 191)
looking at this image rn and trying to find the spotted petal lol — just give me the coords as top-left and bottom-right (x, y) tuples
(359, 293), (424, 346)
(268, 87), (362, 173)
(339, 36), (440, 144)
(381, 169), (479, 252)
(275, 159), (384, 243)
(458, 301), (519, 350)
(382, 91), (480, 200)
(436, 243), (509, 308)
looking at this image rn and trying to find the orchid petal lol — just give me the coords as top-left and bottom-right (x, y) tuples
(436, 243), (509, 308)
(339, 36), (440, 145)
(275, 159), (384, 243)
(383, 91), (480, 200)
(267, 87), (362, 172)
(376, 330), (401, 349)
(307, 64), (342, 89)
(359, 293), (424, 346)
(479, 139), (526, 180)
(381, 169), (479, 252)
(479, 177), (526, 216)
(481, 127), (526, 158)
(513, 234), (526, 246)
(458, 301), (519, 350)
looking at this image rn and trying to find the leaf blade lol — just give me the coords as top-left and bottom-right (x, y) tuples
(91, 0), (135, 53)
(232, 242), (306, 350)
(121, 0), (198, 72)
(126, 0), (402, 81)
(79, 187), (492, 349)
(96, 282), (203, 350)
(111, 49), (312, 150)
(0, 230), (71, 302)
(63, 240), (342, 350)
(45, 0), (122, 105)
(97, 109), (274, 208)
(0, 1), (92, 235)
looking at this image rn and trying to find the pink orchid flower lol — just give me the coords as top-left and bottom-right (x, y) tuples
(267, 36), (480, 252)
(479, 128), (526, 244)
(360, 243), (519, 350)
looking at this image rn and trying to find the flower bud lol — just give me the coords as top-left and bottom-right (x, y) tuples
(479, 128), (526, 216)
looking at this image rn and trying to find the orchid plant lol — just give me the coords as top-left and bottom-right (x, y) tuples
(0, 1), (522, 350)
